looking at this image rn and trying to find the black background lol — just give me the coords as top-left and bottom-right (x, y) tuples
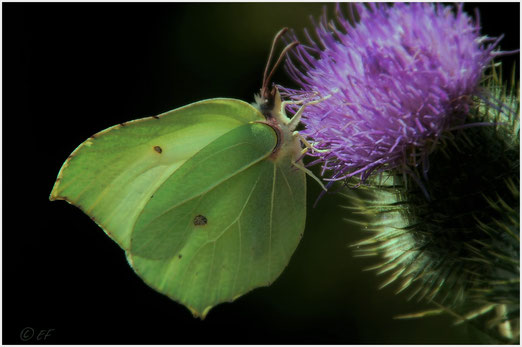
(3, 2), (520, 344)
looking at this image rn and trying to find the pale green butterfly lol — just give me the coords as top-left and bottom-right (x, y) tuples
(50, 28), (324, 318)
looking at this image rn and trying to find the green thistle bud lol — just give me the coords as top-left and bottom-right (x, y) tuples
(346, 63), (519, 343)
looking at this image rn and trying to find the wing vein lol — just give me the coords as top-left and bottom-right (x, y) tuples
(175, 166), (264, 303)
(205, 242), (217, 305)
(211, 170), (263, 242)
(268, 163), (276, 279)
(278, 164), (296, 205)
(231, 219), (242, 295)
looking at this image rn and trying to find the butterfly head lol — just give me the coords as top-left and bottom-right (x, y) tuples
(254, 85), (282, 120)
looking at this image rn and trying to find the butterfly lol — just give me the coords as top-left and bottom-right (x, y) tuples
(50, 28), (324, 318)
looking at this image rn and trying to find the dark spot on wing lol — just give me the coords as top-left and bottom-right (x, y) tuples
(193, 214), (208, 226)
(178, 254), (182, 259)
(153, 146), (162, 153)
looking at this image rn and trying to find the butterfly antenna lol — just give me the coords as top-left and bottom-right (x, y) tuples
(262, 28), (287, 93)
(261, 27), (299, 99)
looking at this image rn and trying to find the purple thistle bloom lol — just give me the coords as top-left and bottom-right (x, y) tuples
(282, 3), (502, 183)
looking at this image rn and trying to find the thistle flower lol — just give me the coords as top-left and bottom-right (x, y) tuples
(347, 64), (519, 342)
(282, 2), (519, 343)
(282, 3), (501, 184)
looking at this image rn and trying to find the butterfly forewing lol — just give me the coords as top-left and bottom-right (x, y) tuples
(50, 99), (265, 250)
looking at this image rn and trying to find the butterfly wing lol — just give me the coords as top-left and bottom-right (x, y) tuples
(50, 98), (306, 317)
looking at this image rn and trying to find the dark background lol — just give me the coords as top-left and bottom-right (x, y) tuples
(3, 2), (519, 344)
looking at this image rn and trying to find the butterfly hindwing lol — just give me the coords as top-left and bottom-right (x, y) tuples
(128, 141), (306, 318)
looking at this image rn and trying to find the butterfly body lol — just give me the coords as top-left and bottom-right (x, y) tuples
(255, 87), (305, 165)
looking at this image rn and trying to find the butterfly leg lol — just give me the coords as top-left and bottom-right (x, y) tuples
(292, 160), (327, 191)
(293, 131), (330, 156)
(283, 94), (331, 131)
(290, 131), (329, 192)
(281, 94), (331, 191)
